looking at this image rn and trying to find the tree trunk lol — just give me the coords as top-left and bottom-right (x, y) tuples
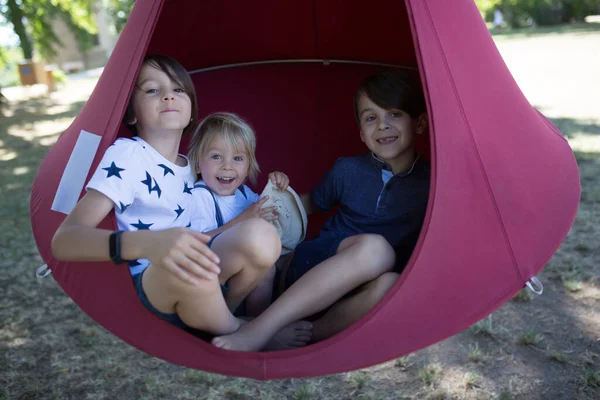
(6, 0), (34, 60)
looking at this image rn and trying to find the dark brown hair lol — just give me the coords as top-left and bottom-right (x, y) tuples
(353, 69), (426, 123)
(124, 54), (198, 135)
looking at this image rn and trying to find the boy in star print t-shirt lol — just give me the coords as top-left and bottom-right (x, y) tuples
(52, 55), (283, 338)
(86, 136), (197, 275)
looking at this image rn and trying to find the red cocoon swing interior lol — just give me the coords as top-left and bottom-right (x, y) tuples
(30, 0), (580, 380)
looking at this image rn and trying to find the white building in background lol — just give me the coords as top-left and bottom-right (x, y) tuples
(49, 0), (118, 72)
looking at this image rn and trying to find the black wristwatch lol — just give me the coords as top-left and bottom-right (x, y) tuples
(109, 231), (128, 264)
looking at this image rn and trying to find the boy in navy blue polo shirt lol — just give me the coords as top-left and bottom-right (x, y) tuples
(212, 70), (430, 351)
(290, 70), (430, 283)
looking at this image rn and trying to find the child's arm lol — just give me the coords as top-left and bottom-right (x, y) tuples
(304, 158), (344, 215)
(300, 193), (315, 216)
(201, 171), (289, 237)
(52, 189), (221, 285)
(202, 196), (278, 237)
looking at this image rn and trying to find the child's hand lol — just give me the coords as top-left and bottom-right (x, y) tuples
(268, 171), (289, 191)
(145, 228), (221, 286)
(235, 196), (278, 223)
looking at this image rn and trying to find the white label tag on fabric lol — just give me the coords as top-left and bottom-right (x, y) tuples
(51, 130), (102, 215)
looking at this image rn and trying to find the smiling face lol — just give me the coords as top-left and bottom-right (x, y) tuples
(197, 136), (250, 196)
(130, 63), (192, 138)
(357, 93), (421, 166)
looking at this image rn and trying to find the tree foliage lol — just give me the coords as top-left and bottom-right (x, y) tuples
(0, 0), (97, 60)
(106, 0), (134, 34)
(476, 0), (600, 27)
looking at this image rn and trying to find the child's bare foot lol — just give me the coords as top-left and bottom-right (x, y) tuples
(264, 321), (313, 351)
(212, 321), (312, 352)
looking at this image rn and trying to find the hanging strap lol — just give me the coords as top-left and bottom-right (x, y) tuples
(36, 264), (52, 279)
(525, 276), (544, 295)
(194, 184), (225, 228)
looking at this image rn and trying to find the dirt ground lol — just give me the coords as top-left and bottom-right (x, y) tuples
(1, 29), (599, 400)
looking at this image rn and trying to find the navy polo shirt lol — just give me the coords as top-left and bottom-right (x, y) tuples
(311, 153), (430, 256)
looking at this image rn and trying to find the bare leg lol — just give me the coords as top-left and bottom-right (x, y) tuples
(141, 218), (280, 335)
(244, 265), (276, 317)
(142, 263), (243, 335)
(210, 218), (281, 313)
(212, 234), (395, 351)
(311, 272), (399, 342)
(213, 221), (313, 349)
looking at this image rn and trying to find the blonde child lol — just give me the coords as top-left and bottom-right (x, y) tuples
(51, 55), (284, 337)
(188, 112), (290, 318)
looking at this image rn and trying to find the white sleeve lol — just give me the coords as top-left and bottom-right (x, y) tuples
(189, 187), (219, 233)
(86, 139), (136, 209)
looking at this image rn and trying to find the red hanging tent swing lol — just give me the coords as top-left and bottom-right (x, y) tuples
(30, 0), (580, 380)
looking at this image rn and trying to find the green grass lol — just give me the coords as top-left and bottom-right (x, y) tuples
(184, 370), (219, 386)
(294, 383), (315, 400)
(549, 351), (568, 364)
(497, 391), (514, 400)
(419, 364), (441, 387)
(468, 343), (485, 363)
(518, 330), (544, 346)
(395, 356), (411, 369)
(573, 243), (592, 254)
(584, 370), (600, 387)
(546, 261), (593, 283)
(512, 288), (534, 302)
(349, 371), (370, 389)
(463, 372), (479, 390)
(563, 279), (583, 293)
(77, 329), (98, 348)
(470, 315), (495, 336)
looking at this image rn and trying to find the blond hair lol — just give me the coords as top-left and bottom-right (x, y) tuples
(188, 112), (260, 184)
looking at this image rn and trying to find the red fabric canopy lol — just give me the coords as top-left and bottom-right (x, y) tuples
(30, 0), (580, 379)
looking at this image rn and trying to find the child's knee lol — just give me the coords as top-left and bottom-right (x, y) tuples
(236, 218), (281, 267)
(354, 234), (396, 272)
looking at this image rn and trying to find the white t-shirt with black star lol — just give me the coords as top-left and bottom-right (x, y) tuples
(190, 180), (260, 233)
(86, 137), (197, 275)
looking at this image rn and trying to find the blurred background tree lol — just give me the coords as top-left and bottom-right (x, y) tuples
(106, 0), (134, 34)
(1, 0), (98, 61)
(476, 0), (600, 28)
